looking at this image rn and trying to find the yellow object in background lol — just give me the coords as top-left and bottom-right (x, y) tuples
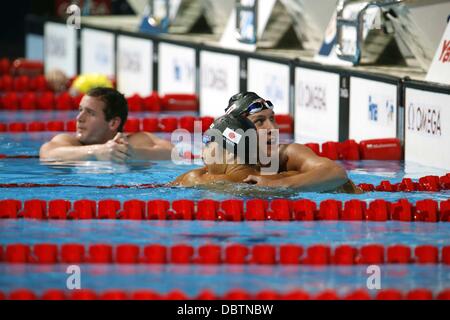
(71, 73), (113, 94)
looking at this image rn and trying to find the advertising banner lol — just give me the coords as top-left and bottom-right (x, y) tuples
(349, 77), (397, 141)
(44, 22), (77, 77)
(200, 50), (240, 117)
(117, 35), (153, 96)
(247, 58), (290, 115)
(294, 67), (340, 143)
(81, 28), (115, 78)
(158, 42), (196, 95)
(405, 87), (449, 170)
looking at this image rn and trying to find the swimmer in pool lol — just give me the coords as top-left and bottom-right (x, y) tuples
(40, 87), (173, 162)
(171, 114), (357, 194)
(171, 114), (297, 187)
(224, 92), (362, 193)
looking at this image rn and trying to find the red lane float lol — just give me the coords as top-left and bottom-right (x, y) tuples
(0, 116), (229, 133)
(359, 138), (402, 160)
(10, 59), (44, 77)
(161, 94), (198, 112)
(2, 288), (450, 300)
(0, 58), (11, 76)
(315, 138), (401, 161)
(1, 198), (449, 221)
(1, 91), (197, 112)
(358, 175), (450, 193)
(1, 243), (450, 265)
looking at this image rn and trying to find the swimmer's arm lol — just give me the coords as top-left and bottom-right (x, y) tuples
(170, 168), (239, 187)
(39, 134), (99, 161)
(169, 167), (207, 186)
(127, 132), (174, 160)
(245, 144), (348, 191)
(40, 133), (130, 162)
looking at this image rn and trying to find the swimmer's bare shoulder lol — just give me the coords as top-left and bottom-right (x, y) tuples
(127, 131), (173, 149)
(280, 143), (319, 170)
(40, 133), (80, 155)
(170, 167), (207, 187)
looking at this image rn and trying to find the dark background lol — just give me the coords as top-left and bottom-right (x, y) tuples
(0, 0), (134, 59)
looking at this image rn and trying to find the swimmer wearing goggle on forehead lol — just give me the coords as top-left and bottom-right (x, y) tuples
(226, 98), (274, 116)
(221, 92), (364, 194)
(225, 92), (274, 117)
(245, 99), (274, 115)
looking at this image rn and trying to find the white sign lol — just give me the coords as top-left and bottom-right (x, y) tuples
(349, 77), (397, 141)
(199, 51), (240, 117)
(158, 42), (196, 95)
(247, 58), (290, 114)
(405, 87), (449, 170)
(81, 28), (115, 78)
(117, 35), (153, 97)
(44, 22), (77, 77)
(294, 67), (340, 143)
(426, 22), (450, 85)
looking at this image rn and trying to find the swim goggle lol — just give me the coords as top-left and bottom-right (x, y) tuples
(243, 99), (274, 115)
(202, 134), (215, 145)
(202, 133), (234, 147)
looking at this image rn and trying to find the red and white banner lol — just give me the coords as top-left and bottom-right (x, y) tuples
(426, 22), (450, 85)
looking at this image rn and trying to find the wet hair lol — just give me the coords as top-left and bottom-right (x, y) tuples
(86, 87), (128, 132)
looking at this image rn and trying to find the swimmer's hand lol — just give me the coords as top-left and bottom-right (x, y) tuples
(115, 133), (138, 159)
(243, 175), (280, 187)
(244, 172), (297, 187)
(94, 133), (131, 163)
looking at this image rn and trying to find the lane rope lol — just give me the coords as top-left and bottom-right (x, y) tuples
(1, 287), (449, 300)
(0, 198), (448, 222)
(0, 173), (448, 192)
(1, 243), (450, 265)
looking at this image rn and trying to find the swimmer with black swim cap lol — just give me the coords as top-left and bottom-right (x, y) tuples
(171, 114), (297, 187)
(224, 91), (362, 193)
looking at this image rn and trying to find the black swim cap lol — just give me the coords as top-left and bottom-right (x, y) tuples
(224, 92), (273, 117)
(204, 114), (257, 164)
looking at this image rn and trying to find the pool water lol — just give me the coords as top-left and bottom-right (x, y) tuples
(0, 124), (449, 298)
(0, 132), (448, 202)
(1, 264), (449, 297)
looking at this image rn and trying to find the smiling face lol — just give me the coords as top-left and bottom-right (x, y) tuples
(76, 95), (120, 145)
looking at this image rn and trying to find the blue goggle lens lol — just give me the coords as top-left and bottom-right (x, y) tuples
(247, 100), (274, 114)
(203, 135), (213, 145)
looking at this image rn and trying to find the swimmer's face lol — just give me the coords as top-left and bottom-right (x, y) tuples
(247, 108), (278, 131)
(76, 96), (119, 145)
(247, 108), (279, 155)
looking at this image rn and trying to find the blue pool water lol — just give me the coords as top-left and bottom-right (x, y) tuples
(1, 220), (450, 247)
(0, 125), (449, 297)
(1, 264), (449, 297)
(0, 132), (449, 202)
